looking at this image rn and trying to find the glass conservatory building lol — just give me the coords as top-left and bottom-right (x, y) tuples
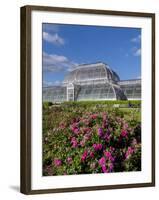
(43, 62), (141, 102)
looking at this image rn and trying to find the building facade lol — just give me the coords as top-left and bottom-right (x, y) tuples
(43, 62), (141, 102)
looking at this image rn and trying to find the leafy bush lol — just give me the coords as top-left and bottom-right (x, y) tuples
(43, 103), (141, 176)
(43, 102), (53, 109)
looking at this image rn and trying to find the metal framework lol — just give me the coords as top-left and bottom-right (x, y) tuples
(43, 62), (141, 102)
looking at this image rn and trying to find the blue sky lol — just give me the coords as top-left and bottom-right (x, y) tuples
(42, 23), (141, 86)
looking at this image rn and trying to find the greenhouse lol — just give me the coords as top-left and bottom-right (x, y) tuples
(43, 62), (141, 102)
(118, 79), (141, 100)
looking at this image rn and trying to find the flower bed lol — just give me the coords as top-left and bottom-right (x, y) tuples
(43, 103), (141, 176)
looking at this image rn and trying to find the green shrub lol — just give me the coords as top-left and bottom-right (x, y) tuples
(43, 102), (53, 109)
(43, 101), (141, 176)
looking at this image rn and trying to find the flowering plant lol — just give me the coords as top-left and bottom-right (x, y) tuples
(43, 103), (141, 176)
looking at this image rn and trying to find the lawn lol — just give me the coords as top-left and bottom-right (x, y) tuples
(43, 101), (141, 176)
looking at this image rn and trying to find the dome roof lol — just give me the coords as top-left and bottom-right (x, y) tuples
(63, 62), (120, 84)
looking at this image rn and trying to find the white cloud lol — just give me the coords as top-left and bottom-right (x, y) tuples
(131, 46), (141, 57)
(43, 80), (62, 86)
(43, 24), (59, 33)
(133, 48), (141, 56)
(131, 34), (141, 43)
(54, 80), (62, 85)
(43, 52), (78, 72)
(43, 32), (65, 45)
(43, 81), (54, 87)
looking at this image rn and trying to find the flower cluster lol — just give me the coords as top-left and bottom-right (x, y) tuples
(43, 105), (141, 176)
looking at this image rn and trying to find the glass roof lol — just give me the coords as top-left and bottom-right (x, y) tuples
(63, 62), (120, 84)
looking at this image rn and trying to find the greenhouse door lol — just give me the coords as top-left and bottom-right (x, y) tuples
(67, 83), (74, 101)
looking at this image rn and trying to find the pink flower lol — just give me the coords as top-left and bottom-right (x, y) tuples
(131, 138), (137, 146)
(102, 113), (107, 121)
(104, 151), (111, 158)
(72, 127), (80, 134)
(105, 134), (111, 142)
(81, 150), (88, 162)
(84, 133), (91, 141)
(102, 165), (108, 173)
(125, 147), (134, 159)
(82, 119), (90, 126)
(54, 159), (62, 167)
(93, 143), (103, 151)
(67, 157), (72, 164)
(98, 157), (106, 166)
(123, 123), (129, 129)
(121, 130), (128, 137)
(104, 151), (115, 162)
(70, 123), (80, 134)
(83, 127), (92, 134)
(91, 114), (98, 119)
(59, 122), (66, 129)
(109, 146), (115, 152)
(97, 128), (103, 137)
(80, 140), (85, 147)
(90, 151), (94, 158)
(71, 137), (78, 148)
